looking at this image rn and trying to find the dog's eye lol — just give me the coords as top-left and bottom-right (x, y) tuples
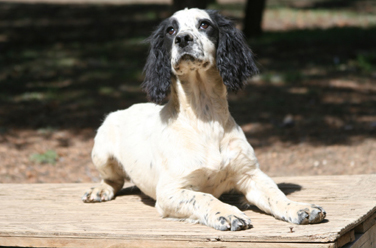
(199, 21), (210, 30)
(167, 27), (176, 35)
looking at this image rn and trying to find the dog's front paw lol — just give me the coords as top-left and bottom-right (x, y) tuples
(208, 205), (252, 231)
(282, 203), (326, 224)
(82, 185), (115, 203)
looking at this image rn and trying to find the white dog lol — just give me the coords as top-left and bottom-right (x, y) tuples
(82, 8), (326, 231)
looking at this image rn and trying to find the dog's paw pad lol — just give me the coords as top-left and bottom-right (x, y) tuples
(82, 187), (114, 203)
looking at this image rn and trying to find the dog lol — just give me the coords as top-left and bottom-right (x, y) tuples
(82, 8), (326, 231)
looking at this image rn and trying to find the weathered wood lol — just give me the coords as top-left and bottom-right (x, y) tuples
(337, 230), (355, 248)
(354, 212), (376, 233)
(0, 237), (338, 248)
(0, 175), (375, 248)
(344, 223), (376, 248)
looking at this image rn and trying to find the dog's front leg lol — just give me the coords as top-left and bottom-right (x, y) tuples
(225, 126), (326, 225)
(156, 183), (252, 231)
(237, 168), (326, 225)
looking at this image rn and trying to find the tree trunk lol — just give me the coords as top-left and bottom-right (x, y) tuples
(243, 0), (267, 38)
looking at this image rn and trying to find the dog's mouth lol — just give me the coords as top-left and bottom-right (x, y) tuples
(177, 53), (200, 63)
(173, 51), (210, 74)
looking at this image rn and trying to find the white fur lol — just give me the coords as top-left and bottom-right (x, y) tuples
(83, 8), (326, 231)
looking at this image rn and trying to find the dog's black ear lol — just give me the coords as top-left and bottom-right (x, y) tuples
(142, 20), (172, 103)
(206, 10), (258, 92)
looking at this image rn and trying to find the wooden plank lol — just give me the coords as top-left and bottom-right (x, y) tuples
(0, 237), (336, 248)
(344, 223), (376, 248)
(0, 175), (375, 247)
(354, 212), (376, 233)
(337, 230), (355, 248)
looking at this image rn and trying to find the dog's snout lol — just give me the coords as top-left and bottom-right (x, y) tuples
(175, 33), (194, 48)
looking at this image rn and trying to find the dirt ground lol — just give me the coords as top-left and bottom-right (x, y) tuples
(0, 1), (375, 184)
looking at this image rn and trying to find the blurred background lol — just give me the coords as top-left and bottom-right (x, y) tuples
(0, 0), (375, 183)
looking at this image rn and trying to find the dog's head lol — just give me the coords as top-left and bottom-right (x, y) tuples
(142, 8), (258, 103)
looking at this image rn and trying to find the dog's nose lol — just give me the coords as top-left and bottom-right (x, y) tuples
(175, 33), (194, 48)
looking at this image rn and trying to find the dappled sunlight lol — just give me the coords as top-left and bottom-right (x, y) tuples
(0, 1), (375, 182)
(263, 8), (376, 31)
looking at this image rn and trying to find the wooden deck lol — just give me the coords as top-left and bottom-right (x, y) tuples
(0, 174), (375, 247)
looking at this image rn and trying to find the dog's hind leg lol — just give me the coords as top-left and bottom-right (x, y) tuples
(82, 143), (126, 203)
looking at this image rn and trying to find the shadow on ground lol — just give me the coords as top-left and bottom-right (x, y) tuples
(115, 182), (303, 211)
(0, 2), (375, 147)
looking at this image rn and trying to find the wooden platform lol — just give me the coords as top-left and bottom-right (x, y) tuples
(0, 175), (375, 248)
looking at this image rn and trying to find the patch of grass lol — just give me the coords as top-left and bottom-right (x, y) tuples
(260, 73), (284, 85)
(261, 73), (272, 83)
(15, 92), (46, 102)
(283, 71), (303, 85)
(37, 126), (57, 135)
(55, 57), (77, 67)
(30, 150), (59, 165)
(356, 53), (376, 72)
(98, 86), (115, 95)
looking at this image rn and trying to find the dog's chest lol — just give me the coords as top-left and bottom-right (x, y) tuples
(179, 135), (239, 198)
(185, 163), (235, 198)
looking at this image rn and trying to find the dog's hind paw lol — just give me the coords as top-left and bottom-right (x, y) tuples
(82, 186), (115, 203)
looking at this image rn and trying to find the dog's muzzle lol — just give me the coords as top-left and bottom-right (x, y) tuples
(174, 32), (203, 62)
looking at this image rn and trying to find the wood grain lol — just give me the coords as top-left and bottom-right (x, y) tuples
(0, 175), (375, 247)
(345, 223), (376, 248)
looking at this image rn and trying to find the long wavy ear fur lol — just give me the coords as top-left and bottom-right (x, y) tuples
(142, 20), (171, 103)
(206, 10), (259, 91)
